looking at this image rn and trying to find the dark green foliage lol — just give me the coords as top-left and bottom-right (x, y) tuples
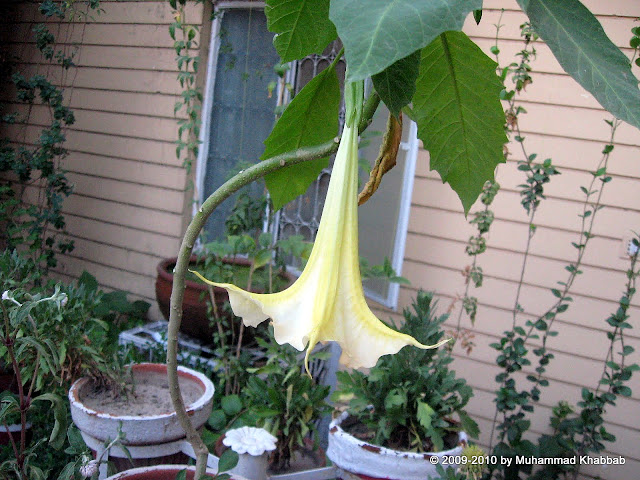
(243, 339), (331, 472)
(334, 292), (478, 453)
(0, 249), (149, 478)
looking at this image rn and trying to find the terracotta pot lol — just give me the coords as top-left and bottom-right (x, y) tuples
(104, 465), (249, 480)
(155, 256), (293, 342)
(156, 255), (228, 340)
(69, 363), (214, 472)
(327, 412), (468, 480)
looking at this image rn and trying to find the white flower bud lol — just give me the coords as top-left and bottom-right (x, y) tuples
(79, 459), (98, 478)
(59, 293), (68, 307)
(2, 291), (9, 301)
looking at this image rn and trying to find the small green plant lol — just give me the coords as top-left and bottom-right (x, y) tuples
(0, 249), (149, 478)
(333, 291), (479, 453)
(243, 338), (331, 473)
(202, 336), (330, 473)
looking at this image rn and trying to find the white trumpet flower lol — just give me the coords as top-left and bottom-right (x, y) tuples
(194, 82), (447, 371)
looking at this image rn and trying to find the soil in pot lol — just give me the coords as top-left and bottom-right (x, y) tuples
(79, 370), (203, 417)
(339, 415), (460, 453)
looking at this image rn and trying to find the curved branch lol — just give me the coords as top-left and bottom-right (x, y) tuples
(167, 140), (339, 477)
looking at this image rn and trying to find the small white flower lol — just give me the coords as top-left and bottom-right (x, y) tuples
(1, 291), (9, 301)
(79, 459), (98, 478)
(59, 293), (68, 307)
(223, 427), (277, 456)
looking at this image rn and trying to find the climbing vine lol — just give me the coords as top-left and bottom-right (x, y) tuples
(0, 0), (101, 272)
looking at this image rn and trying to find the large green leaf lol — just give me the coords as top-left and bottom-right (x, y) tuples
(413, 31), (507, 213)
(262, 65), (340, 210)
(330, 0), (481, 82)
(265, 0), (337, 63)
(372, 51), (421, 118)
(518, 0), (640, 130)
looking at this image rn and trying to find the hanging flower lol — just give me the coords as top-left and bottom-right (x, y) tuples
(193, 81), (447, 371)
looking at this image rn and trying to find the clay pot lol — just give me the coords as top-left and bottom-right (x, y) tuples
(103, 465), (248, 480)
(69, 363), (214, 472)
(327, 412), (468, 480)
(156, 256), (226, 340)
(155, 256), (293, 342)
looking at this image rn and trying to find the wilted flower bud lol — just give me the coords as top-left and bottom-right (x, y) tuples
(79, 459), (98, 478)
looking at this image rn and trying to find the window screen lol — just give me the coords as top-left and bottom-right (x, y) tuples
(201, 8), (280, 240)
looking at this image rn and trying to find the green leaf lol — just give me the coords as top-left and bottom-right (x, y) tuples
(221, 394), (243, 417)
(413, 31), (507, 213)
(77, 270), (98, 293)
(32, 393), (67, 449)
(217, 448), (239, 472)
(262, 64), (340, 210)
(253, 249), (273, 270)
(265, 0), (337, 62)
(473, 9), (483, 25)
(207, 409), (228, 431)
(384, 388), (407, 410)
(416, 401), (435, 431)
(458, 410), (480, 438)
(372, 50), (421, 118)
(517, 0), (640, 130)
(66, 425), (86, 453)
(330, 0), (481, 81)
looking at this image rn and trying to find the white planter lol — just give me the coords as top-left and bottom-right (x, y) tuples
(69, 363), (214, 474)
(327, 411), (468, 480)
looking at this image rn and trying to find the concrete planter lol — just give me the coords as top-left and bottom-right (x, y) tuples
(69, 363), (214, 472)
(327, 412), (468, 480)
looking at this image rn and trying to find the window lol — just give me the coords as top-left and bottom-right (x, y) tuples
(196, 5), (280, 241)
(196, 4), (417, 309)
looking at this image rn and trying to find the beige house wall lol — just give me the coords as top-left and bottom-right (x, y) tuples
(2, 1), (639, 478)
(2, 1), (204, 304)
(378, 0), (640, 478)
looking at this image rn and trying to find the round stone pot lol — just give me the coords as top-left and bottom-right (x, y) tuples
(103, 465), (248, 480)
(69, 363), (214, 472)
(327, 412), (468, 480)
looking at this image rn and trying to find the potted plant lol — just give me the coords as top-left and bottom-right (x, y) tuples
(327, 291), (479, 480)
(68, 362), (215, 472)
(205, 335), (332, 475)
